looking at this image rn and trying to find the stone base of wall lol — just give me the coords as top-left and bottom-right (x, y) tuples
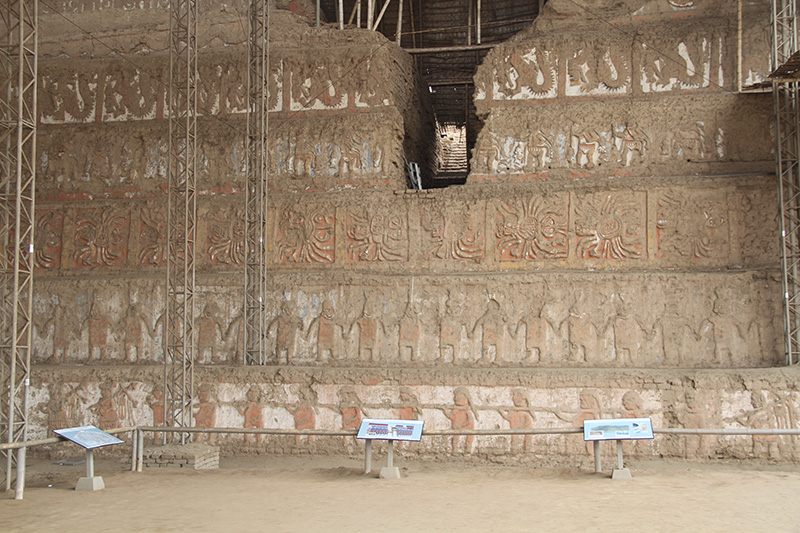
(142, 443), (220, 470)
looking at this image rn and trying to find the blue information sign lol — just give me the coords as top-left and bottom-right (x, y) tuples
(357, 419), (424, 442)
(54, 425), (124, 449)
(583, 418), (654, 441)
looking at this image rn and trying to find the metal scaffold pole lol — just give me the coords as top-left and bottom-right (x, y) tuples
(771, 0), (800, 365)
(244, 0), (269, 366)
(165, 0), (198, 443)
(0, 0), (36, 498)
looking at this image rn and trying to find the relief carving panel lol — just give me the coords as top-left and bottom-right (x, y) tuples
(420, 202), (485, 260)
(657, 190), (729, 262)
(494, 195), (568, 261)
(72, 208), (130, 268)
(275, 205), (335, 264)
(346, 207), (408, 262)
(574, 192), (645, 260)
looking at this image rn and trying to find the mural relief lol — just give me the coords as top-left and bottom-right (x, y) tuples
(489, 46), (558, 100)
(206, 209), (246, 265)
(290, 57), (349, 111)
(420, 202), (485, 261)
(255, 277), (777, 369)
(639, 35), (721, 93)
(35, 210), (65, 270)
(102, 68), (161, 122)
(275, 206), (335, 264)
(574, 192), (644, 260)
(566, 44), (631, 96)
(495, 195), (568, 261)
(138, 207), (167, 266)
(28, 380), (800, 460)
(270, 119), (386, 180)
(40, 70), (99, 124)
(345, 208), (408, 262)
(657, 191), (728, 261)
(73, 208), (130, 268)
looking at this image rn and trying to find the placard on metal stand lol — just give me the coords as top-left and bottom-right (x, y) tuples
(53, 425), (124, 491)
(356, 419), (424, 479)
(583, 418), (654, 480)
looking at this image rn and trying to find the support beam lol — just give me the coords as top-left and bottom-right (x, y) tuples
(771, 0), (800, 365)
(245, 0), (269, 366)
(165, 0), (198, 443)
(0, 0), (36, 498)
(396, 0), (403, 44)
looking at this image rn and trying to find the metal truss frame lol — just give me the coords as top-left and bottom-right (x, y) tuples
(244, 0), (270, 366)
(772, 0), (800, 365)
(165, 0), (198, 442)
(0, 0), (36, 497)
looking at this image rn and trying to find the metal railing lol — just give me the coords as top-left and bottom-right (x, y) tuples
(3, 424), (800, 500)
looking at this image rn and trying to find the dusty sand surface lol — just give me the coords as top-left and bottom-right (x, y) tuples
(2, 455), (800, 532)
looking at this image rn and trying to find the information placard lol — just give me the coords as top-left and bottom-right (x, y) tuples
(357, 419), (424, 442)
(54, 425), (124, 449)
(583, 418), (654, 441)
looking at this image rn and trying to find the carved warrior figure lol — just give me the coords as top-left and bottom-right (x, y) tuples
(288, 388), (317, 444)
(499, 389), (536, 453)
(442, 387), (477, 454)
(612, 124), (648, 166)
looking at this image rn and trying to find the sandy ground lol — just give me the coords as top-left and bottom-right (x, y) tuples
(2, 454), (800, 532)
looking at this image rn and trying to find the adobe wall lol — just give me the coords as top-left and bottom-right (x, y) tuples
(26, 0), (800, 463)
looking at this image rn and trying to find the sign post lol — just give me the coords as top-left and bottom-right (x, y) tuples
(583, 418), (653, 480)
(357, 419), (424, 479)
(53, 425), (125, 491)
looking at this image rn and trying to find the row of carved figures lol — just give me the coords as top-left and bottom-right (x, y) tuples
(42, 381), (798, 460)
(32, 281), (779, 367)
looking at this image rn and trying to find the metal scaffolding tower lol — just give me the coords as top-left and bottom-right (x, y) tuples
(244, 0), (269, 366)
(0, 0), (36, 497)
(164, 0), (198, 441)
(771, 0), (800, 364)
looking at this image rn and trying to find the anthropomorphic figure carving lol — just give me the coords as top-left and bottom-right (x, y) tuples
(499, 389), (536, 453)
(442, 387), (478, 454)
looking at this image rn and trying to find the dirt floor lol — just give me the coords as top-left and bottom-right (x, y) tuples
(2, 454), (800, 532)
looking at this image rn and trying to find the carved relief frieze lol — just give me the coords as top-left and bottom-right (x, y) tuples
(35, 210), (65, 270)
(198, 62), (248, 116)
(72, 208), (130, 267)
(40, 70), (99, 124)
(474, 130), (555, 174)
(270, 118), (386, 180)
(101, 67), (161, 122)
(657, 191), (729, 260)
(490, 46), (558, 100)
(574, 192), (645, 260)
(275, 205), (335, 264)
(420, 202), (485, 260)
(494, 195), (568, 261)
(566, 43), (631, 96)
(137, 207), (167, 266)
(206, 209), (246, 265)
(289, 56), (349, 111)
(639, 33), (722, 92)
(346, 207), (408, 262)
